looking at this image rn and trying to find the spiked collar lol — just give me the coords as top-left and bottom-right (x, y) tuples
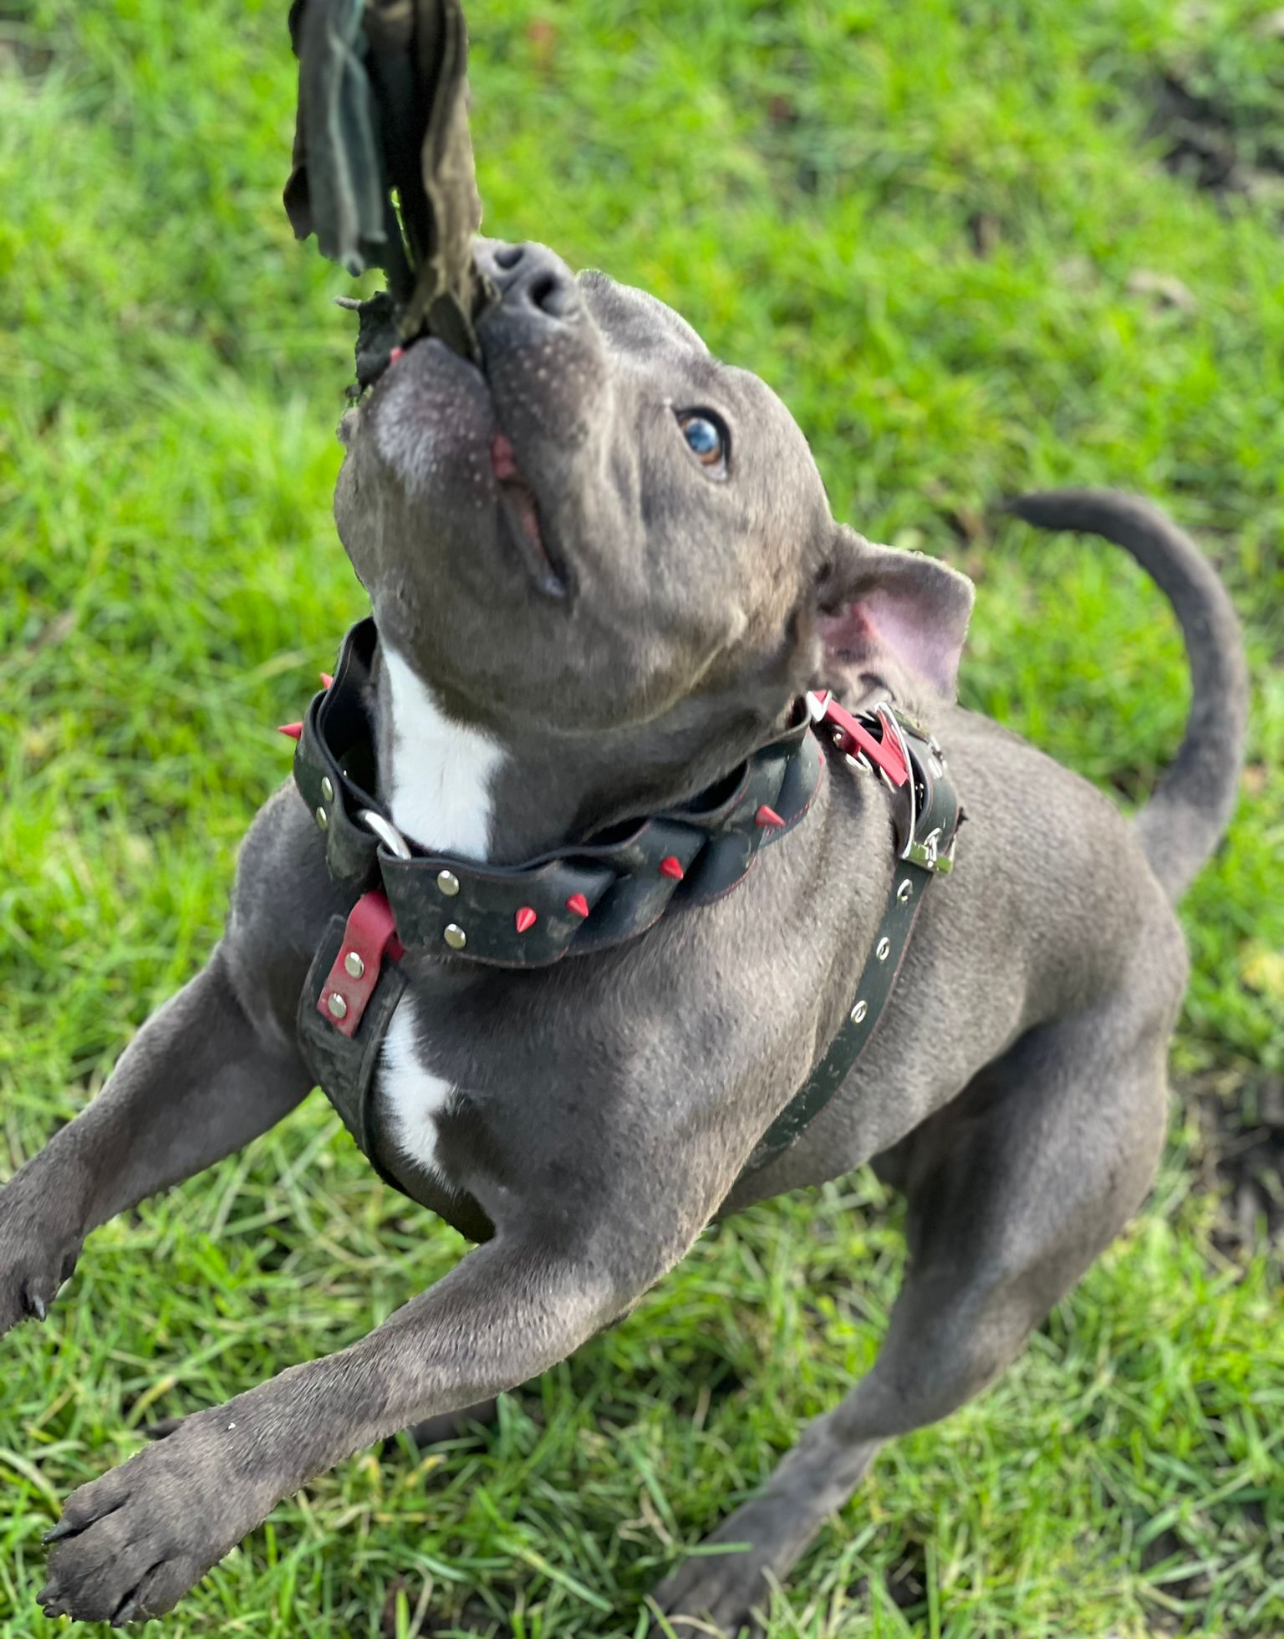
(289, 616), (935, 972)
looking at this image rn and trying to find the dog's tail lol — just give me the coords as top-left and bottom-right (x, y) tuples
(1003, 489), (1248, 903)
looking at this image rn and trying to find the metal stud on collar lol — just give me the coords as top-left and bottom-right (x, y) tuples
(437, 869), (461, 897)
(321, 776), (335, 803)
(315, 806), (328, 830)
(443, 923), (467, 950)
(326, 991), (348, 1019)
(344, 951), (365, 979)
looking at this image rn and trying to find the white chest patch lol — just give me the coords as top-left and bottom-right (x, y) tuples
(375, 646), (503, 1181)
(380, 645), (504, 857)
(379, 995), (455, 1178)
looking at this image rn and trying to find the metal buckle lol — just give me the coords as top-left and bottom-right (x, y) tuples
(359, 809), (413, 861)
(809, 692), (955, 871)
(901, 812), (959, 876)
(874, 705), (960, 875)
(874, 705), (918, 851)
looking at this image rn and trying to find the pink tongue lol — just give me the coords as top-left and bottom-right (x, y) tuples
(489, 431), (544, 554)
(491, 432), (519, 482)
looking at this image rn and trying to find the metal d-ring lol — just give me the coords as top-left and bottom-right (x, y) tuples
(360, 809), (413, 861)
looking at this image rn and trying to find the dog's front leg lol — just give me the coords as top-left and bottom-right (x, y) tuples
(0, 942), (312, 1336)
(39, 1235), (626, 1623)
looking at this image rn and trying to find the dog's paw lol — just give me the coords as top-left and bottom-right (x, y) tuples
(39, 1416), (266, 1624)
(648, 1538), (776, 1639)
(647, 1486), (821, 1639)
(0, 1183), (82, 1338)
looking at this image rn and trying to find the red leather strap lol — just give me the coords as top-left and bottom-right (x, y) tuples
(811, 691), (909, 787)
(316, 890), (403, 1039)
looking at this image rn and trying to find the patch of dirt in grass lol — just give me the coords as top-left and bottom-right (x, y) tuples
(1139, 1523), (1215, 1606)
(1181, 1068), (1284, 1257)
(425, 1596), (511, 1639)
(1147, 68), (1284, 207)
(378, 1578), (514, 1638)
(844, 1537), (933, 1625)
(884, 1535), (930, 1616)
(0, 2), (55, 80)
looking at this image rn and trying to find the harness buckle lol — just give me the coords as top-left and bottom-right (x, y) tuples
(873, 706), (917, 846)
(875, 705), (961, 875)
(806, 691), (910, 788)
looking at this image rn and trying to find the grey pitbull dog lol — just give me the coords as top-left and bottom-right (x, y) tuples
(4, 240), (1246, 1630)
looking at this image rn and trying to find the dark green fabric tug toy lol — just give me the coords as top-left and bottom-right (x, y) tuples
(284, 0), (497, 380)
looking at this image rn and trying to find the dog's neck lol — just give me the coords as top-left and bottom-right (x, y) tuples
(376, 642), (804, 866)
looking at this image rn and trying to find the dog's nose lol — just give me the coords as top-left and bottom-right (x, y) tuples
(482, 240), (582, 324)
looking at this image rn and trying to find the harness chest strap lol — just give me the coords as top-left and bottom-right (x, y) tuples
(745, 696), (960, 1173)
(288, 620), (963, 1201)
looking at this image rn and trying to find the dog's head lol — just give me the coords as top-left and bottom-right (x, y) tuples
(335, 241), (973, 752)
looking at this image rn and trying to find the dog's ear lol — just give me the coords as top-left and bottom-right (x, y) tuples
(814, 525), (974, 701)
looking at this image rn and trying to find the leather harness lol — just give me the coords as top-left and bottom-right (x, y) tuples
(286, 618), (963, 1205)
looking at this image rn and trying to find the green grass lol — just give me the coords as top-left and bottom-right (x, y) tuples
(2, 1), (1283, 1634)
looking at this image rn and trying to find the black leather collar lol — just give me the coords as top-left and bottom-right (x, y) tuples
(292, 617), (827, 968)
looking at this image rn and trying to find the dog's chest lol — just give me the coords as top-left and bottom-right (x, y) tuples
(373, 648), (503, 1181)
(377, 993), (455, 1180)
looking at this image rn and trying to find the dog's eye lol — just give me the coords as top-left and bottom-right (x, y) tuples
(677, 411), (728, 472)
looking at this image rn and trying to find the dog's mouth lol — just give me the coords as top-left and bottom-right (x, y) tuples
(376, 338), (570, 603)
(489, 431), (569, 602)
